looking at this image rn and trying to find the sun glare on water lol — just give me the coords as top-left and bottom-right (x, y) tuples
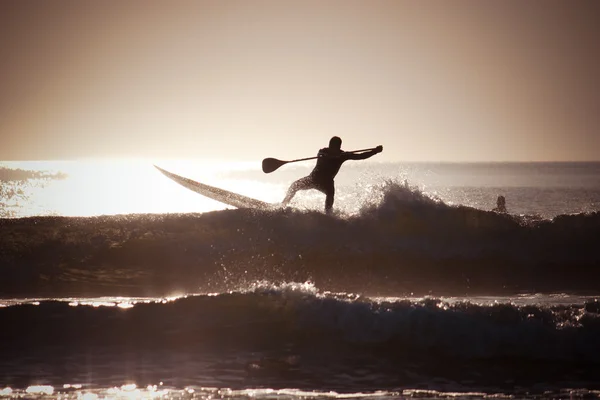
(3, 159), (285, 217)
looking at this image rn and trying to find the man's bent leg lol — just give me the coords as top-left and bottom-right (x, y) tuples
(282, 176), (314, 206)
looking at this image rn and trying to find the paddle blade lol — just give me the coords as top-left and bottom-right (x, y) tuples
(262, 158), (287, 173)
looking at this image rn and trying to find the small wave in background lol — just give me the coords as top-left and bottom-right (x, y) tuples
(1, 282), (599, 397)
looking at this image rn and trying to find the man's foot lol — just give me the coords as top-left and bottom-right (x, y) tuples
(275, 202), (293, 211)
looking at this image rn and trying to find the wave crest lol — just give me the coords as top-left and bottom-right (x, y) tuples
(1, 286), (599, 363)
(0, 179), (599, 297)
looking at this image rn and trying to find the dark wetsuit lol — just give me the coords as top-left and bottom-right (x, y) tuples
(282, 147), (379, 212)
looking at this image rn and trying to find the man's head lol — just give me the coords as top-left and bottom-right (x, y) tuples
(329, 136), (342, 150)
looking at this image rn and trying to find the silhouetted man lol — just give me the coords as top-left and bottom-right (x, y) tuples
(492, 195), (507, 213)
(282, 136), (383, 213)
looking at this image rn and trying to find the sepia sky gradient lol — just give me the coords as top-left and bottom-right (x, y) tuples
(1, 1), (599, 161)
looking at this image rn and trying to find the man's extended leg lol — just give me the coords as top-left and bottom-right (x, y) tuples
(282, 176), (314, 206)
(315, 180), (335, 213)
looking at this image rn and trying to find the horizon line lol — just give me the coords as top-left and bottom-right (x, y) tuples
(1, 158), (600, 164)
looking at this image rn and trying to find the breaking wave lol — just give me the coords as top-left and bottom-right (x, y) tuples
(0, 181), (598, 297)
(1, 282), (599, 392)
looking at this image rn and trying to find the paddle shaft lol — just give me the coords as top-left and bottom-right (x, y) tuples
(262, 147), (378, 173)
(285, 147), (377, 164)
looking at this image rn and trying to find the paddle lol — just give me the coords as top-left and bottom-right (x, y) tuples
(262, 147), (378, 173)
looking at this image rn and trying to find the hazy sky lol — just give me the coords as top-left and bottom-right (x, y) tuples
(1, 1), (599, 161)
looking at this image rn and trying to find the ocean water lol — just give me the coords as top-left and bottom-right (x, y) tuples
(1, 160), (599, 399)
(1, 160), (599, 218)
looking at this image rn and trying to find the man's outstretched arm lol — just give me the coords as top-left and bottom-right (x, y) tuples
(345, 145), (383, 160)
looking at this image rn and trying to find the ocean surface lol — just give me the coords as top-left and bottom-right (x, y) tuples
(1, 160), (599, 399)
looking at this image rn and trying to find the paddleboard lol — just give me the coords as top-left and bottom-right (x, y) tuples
(154, 165), (276, 210)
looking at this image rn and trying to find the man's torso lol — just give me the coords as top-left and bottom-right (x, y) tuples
(309, 147), (348, 181)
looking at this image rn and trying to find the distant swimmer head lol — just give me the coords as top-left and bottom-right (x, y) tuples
(329, 136), (342, 150)
(494, 195), (507, 213)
